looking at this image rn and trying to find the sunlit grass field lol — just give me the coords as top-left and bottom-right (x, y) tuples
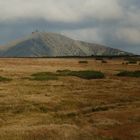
(0, 58), (140, 140)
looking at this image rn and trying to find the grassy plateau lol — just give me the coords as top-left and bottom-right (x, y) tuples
(0, 58), (139, 140)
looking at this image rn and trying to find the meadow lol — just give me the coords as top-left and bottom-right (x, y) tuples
(0, 57), (140, 140)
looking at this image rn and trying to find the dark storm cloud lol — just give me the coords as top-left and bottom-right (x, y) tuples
(0, 0), (139, 54)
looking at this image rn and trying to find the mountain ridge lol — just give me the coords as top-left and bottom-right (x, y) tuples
(0, 32), (132, 57)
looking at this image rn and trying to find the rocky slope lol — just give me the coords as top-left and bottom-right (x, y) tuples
(0, 32), (130, 57)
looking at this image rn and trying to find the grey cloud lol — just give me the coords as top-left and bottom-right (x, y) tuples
(0, 0), (123, 22)
(0, 0), (139, 54)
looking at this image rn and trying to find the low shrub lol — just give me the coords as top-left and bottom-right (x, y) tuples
(116, 71), (140, 77)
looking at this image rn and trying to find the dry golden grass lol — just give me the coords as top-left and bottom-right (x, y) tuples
(0, 58), (140, 140)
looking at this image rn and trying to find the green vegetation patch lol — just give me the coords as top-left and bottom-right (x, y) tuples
(0, 76), (12, 82)
(30, 72), (58, 81)
(57, 70), (105, 79)
(128, 60), (137, 64)
(31, 70), (105, 81)
(116, 71), (140, 77)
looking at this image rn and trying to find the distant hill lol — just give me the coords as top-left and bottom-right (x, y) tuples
(0, 32), (132, 57)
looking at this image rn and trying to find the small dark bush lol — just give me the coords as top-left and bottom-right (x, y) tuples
(122, 62), (128, 65)
(101, 60), (107, 63)
(78, 61), (88, 64)
(0, 76), (12, 82)
(116, 71), (140, 77)
(57, 70), (105, 79)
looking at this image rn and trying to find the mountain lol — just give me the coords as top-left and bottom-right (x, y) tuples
(0, 32), (131, 57)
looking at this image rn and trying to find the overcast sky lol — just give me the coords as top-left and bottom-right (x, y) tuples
(0, 0), (140, 54)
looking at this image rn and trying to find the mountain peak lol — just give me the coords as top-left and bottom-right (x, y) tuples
(0, 32), (131, 57)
